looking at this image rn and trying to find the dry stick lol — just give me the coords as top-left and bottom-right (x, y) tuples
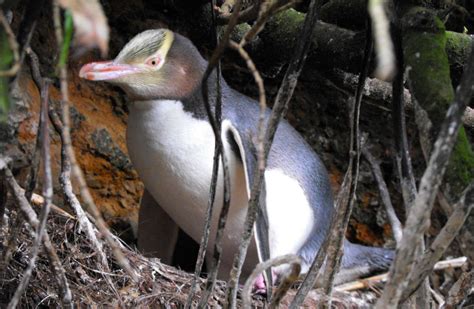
(368, 0), (395, 81)
(25, 46), (110, 276)
(317, 27), (373, 309)
(401, 184), (474, 300)
(361, 143), (403, 243)
(7, 80), (53, 309)
(228, 41), (266, 170)
(289, 21), (373, 309)
(239, 0), (298, 47)
(226, 0), (320, 307)
(392, 23), (431, 308)
(186, 1), (242, 307)
(334, 256), (467, 292)
(25, 190), (75, 220)
(49, 104), (110, 272)
(0, 9), (20, 77)
(0, 169), (6, 229)
(52, 2), (137, 282)
(375, 36), (474, 309)
(1, 162), (72, 308)
(391, 27), (416, 212)
(241, 254), (301, 309)
(217, 0), (261, 24)
(444, 267), (474, 308)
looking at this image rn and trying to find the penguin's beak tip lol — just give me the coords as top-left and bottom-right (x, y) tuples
(79, 61), (139, 81)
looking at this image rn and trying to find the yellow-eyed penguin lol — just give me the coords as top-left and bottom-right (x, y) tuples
(79, 29), (393, 292)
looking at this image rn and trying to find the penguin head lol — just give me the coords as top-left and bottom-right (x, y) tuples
(79, 29), (205, 100)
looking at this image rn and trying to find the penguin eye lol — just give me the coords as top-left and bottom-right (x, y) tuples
(146, 57), (161, 67)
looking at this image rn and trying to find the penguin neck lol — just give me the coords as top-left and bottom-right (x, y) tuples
(130, 69), (226, 121)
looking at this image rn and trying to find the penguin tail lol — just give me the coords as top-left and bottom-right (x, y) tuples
(335, 240), (394, 284)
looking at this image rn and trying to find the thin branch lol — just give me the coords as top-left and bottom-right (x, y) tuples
(241, 254), (301, 309)
(52, 2), (137, 281)
(317, 26), (373, 308)
(443, 268), (474, 309)
(186, 1), (241, 306)
(401, 184), (474, 300)
(376, 34), (474, 309)
(7, 79), (53, 309)
(48, 102), (110, 272)
(290, 20), (373, 309)
(361, 142), (403, 243)
(392, 26), (417, 211)
(368, 0), (395, 80)
(227, 0), (321, 307)
(0, 9), (20, 77)
(239, 0), (298, 47)
(334, 257), (467, 292)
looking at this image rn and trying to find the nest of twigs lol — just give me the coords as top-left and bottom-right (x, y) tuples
(0, 205), (379, 308)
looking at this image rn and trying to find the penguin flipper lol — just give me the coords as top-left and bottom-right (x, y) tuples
(223, 120), (273, 292)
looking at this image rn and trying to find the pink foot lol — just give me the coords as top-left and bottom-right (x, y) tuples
(252, 270), (278, 295)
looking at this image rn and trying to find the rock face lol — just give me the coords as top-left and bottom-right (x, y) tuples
(3, 69), (142, 229)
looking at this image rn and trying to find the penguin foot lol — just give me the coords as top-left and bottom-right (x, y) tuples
(252, 270), (278, 295)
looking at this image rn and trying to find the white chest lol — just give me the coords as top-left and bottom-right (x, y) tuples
(126, 100), (249, 250)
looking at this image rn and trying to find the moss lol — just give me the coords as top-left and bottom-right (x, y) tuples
(445, 31), (473, 66)
(402, 7), (473, 197)
(402, 8), (454, 125)
(0, 28), (13, 123)
(258, 9), (305, 72)
(447, 128), (474, 193)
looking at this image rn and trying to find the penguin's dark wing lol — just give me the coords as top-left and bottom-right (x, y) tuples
(222, 120), (273, 292)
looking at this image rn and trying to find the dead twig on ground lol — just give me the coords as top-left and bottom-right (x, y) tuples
(334, 256), (467, 292)
(401, 184), (474, 300)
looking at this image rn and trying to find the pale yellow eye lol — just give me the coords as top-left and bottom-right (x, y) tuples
(146, 57), (161, 67)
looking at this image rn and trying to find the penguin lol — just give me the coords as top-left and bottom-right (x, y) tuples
(79, 29), (393, 291)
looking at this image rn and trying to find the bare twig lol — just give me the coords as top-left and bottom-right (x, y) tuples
(187, 1), (242, 307)
(290, 20), (373, 309)
(52, 2), (136, 281)
(376, 34), (474, 309)
(48, 102), (110, 271)
(0, 9), (20, 77)
(368, 0), (395, 80)
(362, 142), (403, 243)
(241, 254), (301, 309)
(318, 27), (373, 309)
(443, 268), (474, 309)
(391, 27), (417, 211)
(401, 184), (474, 300)
(7, 80), (54, 309)
(239, 0), (298, 47)
(334, 257), (467, 292)
(227, 0), (320, 307)
(217, 0), (261, 24)
(228, 40), (266, 169)
(392, 24), (430, 307)
(27, 191), (75, 219)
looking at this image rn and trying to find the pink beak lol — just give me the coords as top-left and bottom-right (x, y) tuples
(79, 61), (140, 81)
